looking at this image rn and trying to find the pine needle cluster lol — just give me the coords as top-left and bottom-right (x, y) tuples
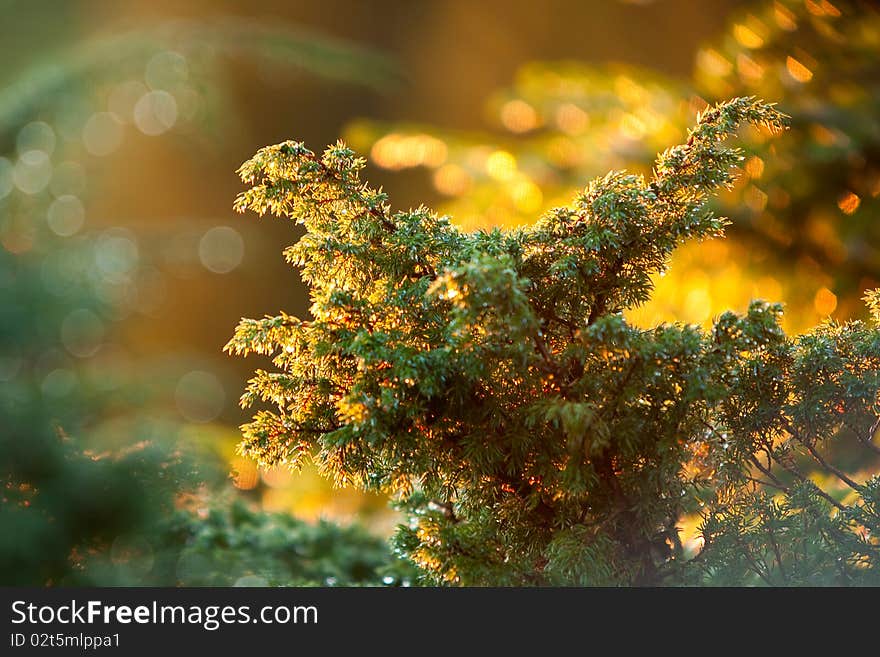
(229, 98), (880, 585)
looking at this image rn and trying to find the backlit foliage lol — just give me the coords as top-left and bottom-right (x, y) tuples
(231, 98), (880, 585)
(346, 0), (880, 331)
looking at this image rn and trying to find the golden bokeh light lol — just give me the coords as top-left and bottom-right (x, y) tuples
(500, 99), (540, 133)
(433, 163), (472, 196)
(485, 150), (517, 181)
(744, 185), (768, 212)
(231, 456), (259, 490)
(809, 122), (844, 146)
(555, 103), (590, 135)
(697, 48), (733, 78)
(733, 23), (765, 49)
(736, 53), (765, 83)
(509, 178), (543, 213)
(786, 56), (814, 83)
(837, 191), (861, 215)
(370, 133), (448, 170)
(813, 286), (838, 315)
(773, 2), (798, 31)
(619, 113), (647, 140)
(806, 0), (841, 18)
(744, 155), (765, 179)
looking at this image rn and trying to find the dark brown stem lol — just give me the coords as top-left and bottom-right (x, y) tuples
(764, 516), (788, 584)
(587, 255), (625, 325)
(533, 332), (558, 372)
(772, 454), (846, 513)
(803, 442), (863, 492)
(781, 417), (863, 492)
(593, 452), (660, 585)
(745, 475), (786, 491)
(734, 535), (773, 586)
(748, 454), (787, 491)
(857, 416), (880, 456)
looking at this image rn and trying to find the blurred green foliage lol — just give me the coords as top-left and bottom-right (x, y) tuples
(0, 17), (403, 586)
(0, 16), (400, 133)
(148, 498), (416, 586)
(0, 403), (198, 586)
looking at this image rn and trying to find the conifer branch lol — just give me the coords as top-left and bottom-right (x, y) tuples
(228, 96), (880, 585)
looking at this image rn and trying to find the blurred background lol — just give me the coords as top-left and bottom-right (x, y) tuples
(2, 0), (878, 584)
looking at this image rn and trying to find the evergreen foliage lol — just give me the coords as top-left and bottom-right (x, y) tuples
(0, 401), (194, 586)
(1, 414), (407, 586)
(1, 220), (402, 587)
(149, 498), (415, 587)
(347, 0), (880, 325)
(230, 97), (880, 585)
